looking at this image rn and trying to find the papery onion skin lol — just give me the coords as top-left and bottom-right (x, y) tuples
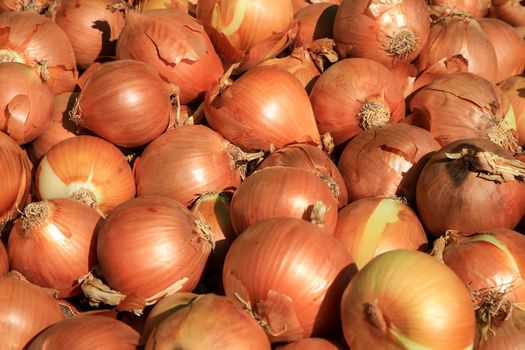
(230, 166), (339, 235)
(204, 65), (321, 152)
(337, 123), (440, 203)
(0, 241), (8, 276)
(309, 58), (405, 147)
(0, 12), (78, 95)
(97, 196), (212, 302)
(293, 3), (338, 48)
(335, 197), (428, 270)
(341, 249), (476, 350)
(429, 0), (490, 17)
(35, 135), (136, 216)
(138, 0), (195, 14)
(258, 143), (348, 207)
(276, 338), (344, 350)
(416, 138), (525, 237)
(0, 276), (64, 350)
(499, 76), (525, 146)
(0, 62), (54, 144)
(0, 131), (32, 235)
(196, 0), (295, 72)
(134, 125), (241, 207)
(489, 0), (525, 27)
(7, 198), (101, 298)
(27, 315), (140, 350)
(145, 294), (271, 350)
(478, 18), (525, 83)
(409, 72), (518, 153)
(333, 0), (430, 69)
(53, 0), (125, 70)
(116, 9), (223, 104)
(73, 59), (171, 147)
(28, 92), (86, 162)
(223, 217), (355, 343)
(0, 0), (52, 13)
(292, 0), (341, 13)
(417, 13), (498, 83)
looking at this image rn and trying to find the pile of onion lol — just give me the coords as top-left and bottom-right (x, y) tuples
(116, 9), (223, 104)
(335, 196), (428, 269)
(416, 138), (525, 237)
(223, 217), (355, 342)
(309, 58), (405, 147)
(340, 249), (476, 350)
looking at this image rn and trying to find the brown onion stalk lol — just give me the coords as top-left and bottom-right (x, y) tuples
(333, 0), (430, 69)
(416, 138), (525, 237)
(499, 76), (525, 146)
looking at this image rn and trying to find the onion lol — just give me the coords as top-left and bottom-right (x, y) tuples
(478, 18), (525, 82)
(0, 11), (78, 94)
(0, 241), (8, 276)
(293, 3), (338, 49)
(145, 294), (271, 349)
(475, 304), (525, 350)
(335, 196), (428, 270)
(52, 0), (125, 70)
(489, 0), (525, 27)
(499, 75), (525, 146)
(429, 0), (491, 17)
(0, 0), (52, 13)
(276, 338), (344, 349)
(196, 0), (295, 73)
(134, 125), (242, 207)
(35, 135), (136, 217)
(27, 315), (140, 349)
(223, 217), (355, 342)
(137, 0), (196, 14)
(7, 198), (101, 298)
(230, 166), (339, 235)
(0, 276), (64, 350)
(337, 123), (440, 203)
(257, 143), (348, 207)
(416, 138), (525, 237)
(0, 131), (32, 235)
(409, 72), (519, 153)
(341, 249), (476, 350)
(71, 59), (173, 147)
(205, 65), (320, 152)
(309, 58), (405, 147)
(0, 62), (54, 144)
(292, 0), (340, 13)
(417, 12), (498, 83)
(28, 92), (86, 162)
(116, 9), (224, 104)
(333, 0), (430, 69)
(85, 196), (213, 312)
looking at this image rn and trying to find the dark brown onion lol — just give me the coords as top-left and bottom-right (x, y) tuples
(230, 166), (339, 235)
(223, 217), (355, 342)
(337, 124), (440, 203)
(416, 138), (525, 237)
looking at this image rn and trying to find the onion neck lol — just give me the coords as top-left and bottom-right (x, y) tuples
(365, 299), (388, 333)
(310, 201), (328, 228)
(319, 174), (340, 201)
(486, 119), (519, 153)
(70, 188), (98, 208)
(227, 143), (265, 180)
(359, 99), (391, 129)
(196, 219), (216, 250)
(388, 27), (416, 58)
(21, 201), (51, 235)
(0, 49), (26, 64)
(472, 286), (513, 342)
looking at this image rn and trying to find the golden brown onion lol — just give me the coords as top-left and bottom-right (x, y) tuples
(489, 0), (525, 27)
(429, 0), (490, 17)
(137, 0), (196, 14)
(0, 0), (51, 13)
(293, 3), (338, 48)
(475, 304), (525, 350)
(0, 241), (8, 276)
(277, 338), (344, 349)
(498, 75), (525, 146)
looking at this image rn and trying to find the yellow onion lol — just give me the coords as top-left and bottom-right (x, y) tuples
(416, 138), (525, 237)
(475, 304), (525, 350)
(0, 276), (64, 350)
(137, 0), (197, 14)
(28, 92), (86, 162)
(52, 0), (125, 70)
(499, 75), (525, 146)
(333, 0), (430, 69)
(204, 65), (321, 152)
(337, 123), (440, 203)
(341, 249), (476, 350)
(0, 12), (78, 94)
(196, 0), (295, 73)
(417, 12), (498, 83)
(0, 62), (54, 144)
(293, 3), (338, 48)
(429, 0), (490, 17)
(0, 241), (8, 276)
(335, 196), (428, 270)
(309, 58), (405, 147)
(134, 125), (242, 207)
(7, 198), (101, 298)
(0, 0), (51, 13)
(116, 9), (223, 104)
(257, 143), (348, 208)
(0, 131), (32, 235)
(230, 166), (339, 235)
(409, 72), (519, 153)
(478, 18), (525, 83)
(145, 294), (271, 349)
(223, 217), (355, 342)
(292, 0), (340, 13)
(489, 0), (525, 27)
(71, 59), (173, 147)
(276, 338), (344, 349)
(27, 315), (140, 349)
(35, 135), (136, 217)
